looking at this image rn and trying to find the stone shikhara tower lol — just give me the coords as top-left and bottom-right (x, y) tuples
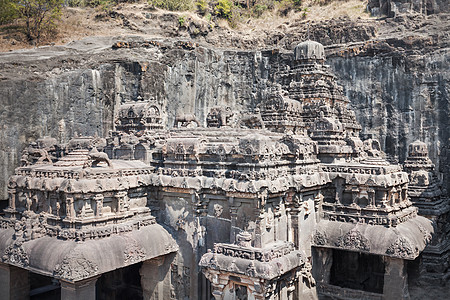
(0, 41), (446, 300)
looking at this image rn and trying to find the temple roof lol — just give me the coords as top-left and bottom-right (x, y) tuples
(294, 40), (326, 61)
(313, 217), (433, 260)
(0, 223), (177, 283)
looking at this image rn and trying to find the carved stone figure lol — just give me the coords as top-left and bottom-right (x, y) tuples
(174, 113), (200, 128)
(84, 147), (113, 168)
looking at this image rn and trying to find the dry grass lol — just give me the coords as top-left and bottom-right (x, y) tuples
(304, 0), (371, 20)
(232, 0), (371, 34)
(0, 0), (372, 52)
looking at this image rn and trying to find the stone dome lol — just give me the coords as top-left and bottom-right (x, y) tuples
(408, 140), (428, 157)
(294, 40), (325, 61)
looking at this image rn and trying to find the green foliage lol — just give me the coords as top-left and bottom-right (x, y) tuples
(301, 6), (308, 18)
(148, 0), (192, 11)
(0, 0), (18, 25)
(252, 4), (267, 17)
(277, 0), (302, 16)
(214, 0), (232, 20)
(11, 0), (64, 42)
(214, 0), (233, 20)
(195, 0), (207, 14)
(178, 15), (186, 26)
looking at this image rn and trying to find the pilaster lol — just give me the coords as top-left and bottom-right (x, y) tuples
(60, 276), (100, 300)
(0, 262), (29, 300)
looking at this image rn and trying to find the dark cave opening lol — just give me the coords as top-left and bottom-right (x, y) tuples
(330, 249), (385, 294)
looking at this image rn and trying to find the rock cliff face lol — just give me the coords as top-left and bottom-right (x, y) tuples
(0, 13), (449, 201)
(367, 0), (449, 17)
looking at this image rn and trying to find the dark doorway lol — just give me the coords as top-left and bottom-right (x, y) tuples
(330, 249), (384, 293)
(30, 273), (60, 300)
(235, 284), (248, 300)
(96, 262), (143, 300)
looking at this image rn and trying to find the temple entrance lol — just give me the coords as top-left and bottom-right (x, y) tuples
(330, 249), (384, 294)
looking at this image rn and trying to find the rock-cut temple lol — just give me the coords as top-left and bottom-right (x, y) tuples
(0, 41), (448, 300)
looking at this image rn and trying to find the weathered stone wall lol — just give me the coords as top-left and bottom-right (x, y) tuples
(0, 41), (448, 201)
(327, 52), (449, 193)
(0, 67), (115, 200)
(367, 0), (450, 16)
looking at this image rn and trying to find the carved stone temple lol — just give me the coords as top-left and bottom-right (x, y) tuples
(0, 41), (447, 300)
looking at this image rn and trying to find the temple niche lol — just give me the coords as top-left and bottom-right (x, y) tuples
(0, 40), (446, 300)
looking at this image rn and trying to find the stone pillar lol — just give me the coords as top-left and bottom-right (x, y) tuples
(94, 194), (104, 217)
(383, 257), (410, 300)
(65, 195), (75, 219)
(7, 188), (16, 210)
(0, 262), (29, 300)
(140, 255), (172, 300)
(60, 276), (99, 300)
(311, 247), (332, 283)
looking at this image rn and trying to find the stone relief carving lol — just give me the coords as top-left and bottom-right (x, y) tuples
(124, 240), (147, 264)
(313, 231), (328, 246)
(2, 242), (29, 267)
(386, 237), (415, 258)
(206, 106), (235, 128)
(213, 204), (223, 218)
(418, 225), (433, 244)
(53, 251), (99, 281)
(335, 229), (370, 251)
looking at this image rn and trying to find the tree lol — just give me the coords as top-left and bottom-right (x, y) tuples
(0, 0), (18, 25)
(12, 0), (64, 43)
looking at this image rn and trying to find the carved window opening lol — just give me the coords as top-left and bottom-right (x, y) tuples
(330, 249), (384, 294)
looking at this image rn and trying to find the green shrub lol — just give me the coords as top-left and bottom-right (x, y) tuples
(252, 4), (267, 17)
(301, 7), (308, 18)
(277, 0), (302, 16)
(178, 15), (186, 26)
(195, 0), (208, 14)
(12, 0), (64, 42)
(0, 0), (18, 25)
(148, 0), (192, 11)
(214, 0), (232, 20)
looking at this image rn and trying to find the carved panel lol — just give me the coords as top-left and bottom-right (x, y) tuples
(2, 243), (29, 267)
(53, 251), (99, 281)
(313, 231), (328, 246)
(386, 237), (415, 258)
(124, 240), (147, 264)
(335, 229), (370, 252)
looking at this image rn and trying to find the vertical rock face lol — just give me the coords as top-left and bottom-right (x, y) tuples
(0, 67), (115, 201)
(367, 0), (450, 17)
(0, 39), (448, 202)
(327, 53), (449, 192)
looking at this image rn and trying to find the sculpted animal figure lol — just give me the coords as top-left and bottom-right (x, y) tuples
(237, 109), (265, 129)
(84, 148), (113, 168)
(22, 143), (53, 165)
(174, 113), (200, 128)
